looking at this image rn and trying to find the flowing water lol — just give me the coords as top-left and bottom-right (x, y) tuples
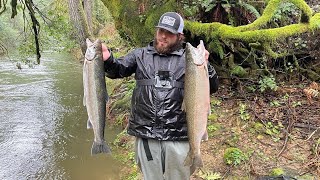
(0, 52), (122, 180)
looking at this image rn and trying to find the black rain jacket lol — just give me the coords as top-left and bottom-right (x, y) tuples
(104, 42), (218, 141)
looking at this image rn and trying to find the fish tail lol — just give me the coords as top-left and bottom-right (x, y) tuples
(193, 154), (204, 168)
(185, 153), (203, 174)
(201, 130), (208, 141)
(91, 141), (111, 155)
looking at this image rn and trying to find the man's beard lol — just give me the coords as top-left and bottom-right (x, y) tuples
(154, 38), (183, 54)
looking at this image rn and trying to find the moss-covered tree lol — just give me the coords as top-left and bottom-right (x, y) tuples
(104, 0), (320, 81)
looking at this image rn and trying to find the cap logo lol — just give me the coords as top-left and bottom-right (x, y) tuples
(161, 16), (176, 26)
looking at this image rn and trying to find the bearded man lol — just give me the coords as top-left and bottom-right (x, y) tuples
(101, 12), (219, 180)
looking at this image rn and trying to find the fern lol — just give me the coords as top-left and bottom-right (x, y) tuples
(239, 2), (261, 19)
(199, 170), (222, 180)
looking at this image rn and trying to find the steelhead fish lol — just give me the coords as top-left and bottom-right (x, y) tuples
(183, 40), (210, 173)
(83, 38), (111, 155)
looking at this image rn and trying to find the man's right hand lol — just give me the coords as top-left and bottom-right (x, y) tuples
(102, 43), (110, 61)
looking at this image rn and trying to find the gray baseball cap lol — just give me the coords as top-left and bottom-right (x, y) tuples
(156, 12), (184, 34)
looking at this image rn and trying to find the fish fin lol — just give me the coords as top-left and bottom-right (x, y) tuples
(91, 141), (111, 155)
(194, 40), (206, 65)
(201, 130), (208, 141)
(87, 119), (93, 129)
(198, 40), (205, 54)
(86, 38), (93, 46)
(186, 153), (203, 174)
(94, 39), (101, 44)
(193, 154), (204, 168)
(181, 100), (186, 112)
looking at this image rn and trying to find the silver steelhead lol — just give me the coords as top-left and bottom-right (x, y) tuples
(183, 40), (210, 173)
(83, 38), (111, 155)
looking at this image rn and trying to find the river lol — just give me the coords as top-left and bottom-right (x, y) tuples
(0, 52), (122, 180)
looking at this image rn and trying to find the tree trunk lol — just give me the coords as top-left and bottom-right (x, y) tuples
(68, 0), (90, 55)
(83, 0), (93, 34)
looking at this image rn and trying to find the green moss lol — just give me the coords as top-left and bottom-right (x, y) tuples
(310, 13), (320, 30)
(252, 122), (265, 133)
(184, 0), (320, 46)
(236, 0), (281, 31)
(270, 167), (285, 176)
(231, 65), (248, 77)
(185, 21), (223, 36)
(290, 0), (313, 22)
(208, 114), (218, 121)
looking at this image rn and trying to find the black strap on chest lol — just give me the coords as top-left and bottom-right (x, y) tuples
(136, 79), (184, 88)
(136, 55), (183, 88)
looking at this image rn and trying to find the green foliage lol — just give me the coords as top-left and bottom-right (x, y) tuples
(231, 65), (248, 77)
(239, 103), (250, 121)
(180, 1), (199, 17)
(259, 75), (278, 92)
(208, 114), (218, 121)
(198, 169), (222, 180)
(111, 91), (131, 111)
(17, 35), (38, 62)
(104, 0), (178, 46)
(252, 122), (265, 133)
(114, 113), (128, 127)
(270, 167), (285, 176)
(272, 2), (300, 26)
(110, 79), (134, 113)
(223, 147), (247, 166)
(265, 121), (283, 142)
(209, 39), (224, 60)
(238, 1), (261, 19)
(94, 0), (113, 25)
(225, 132), (240, 146)
(41, 0), (77, 51)
(0, 7), (20, 53)
(246, 85), (257, 92)
(270, 100), (281, 107)
(211, 98), (221, 106)
(126, 79), (136, 92)
(113, 130), (128, 147)
(207, 123), (220, 137)
(200, 0), (217, 12)
(1, 0), (79, 61)
(292, 101), (302, 107)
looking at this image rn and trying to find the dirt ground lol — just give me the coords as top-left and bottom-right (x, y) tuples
(190, 80), (319, 180)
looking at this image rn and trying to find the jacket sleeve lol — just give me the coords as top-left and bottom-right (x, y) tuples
(208, 63), (219, 94)
(104, 49), (138, 79)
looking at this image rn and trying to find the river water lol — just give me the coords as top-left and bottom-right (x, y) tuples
(0, 52), (122, 180)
